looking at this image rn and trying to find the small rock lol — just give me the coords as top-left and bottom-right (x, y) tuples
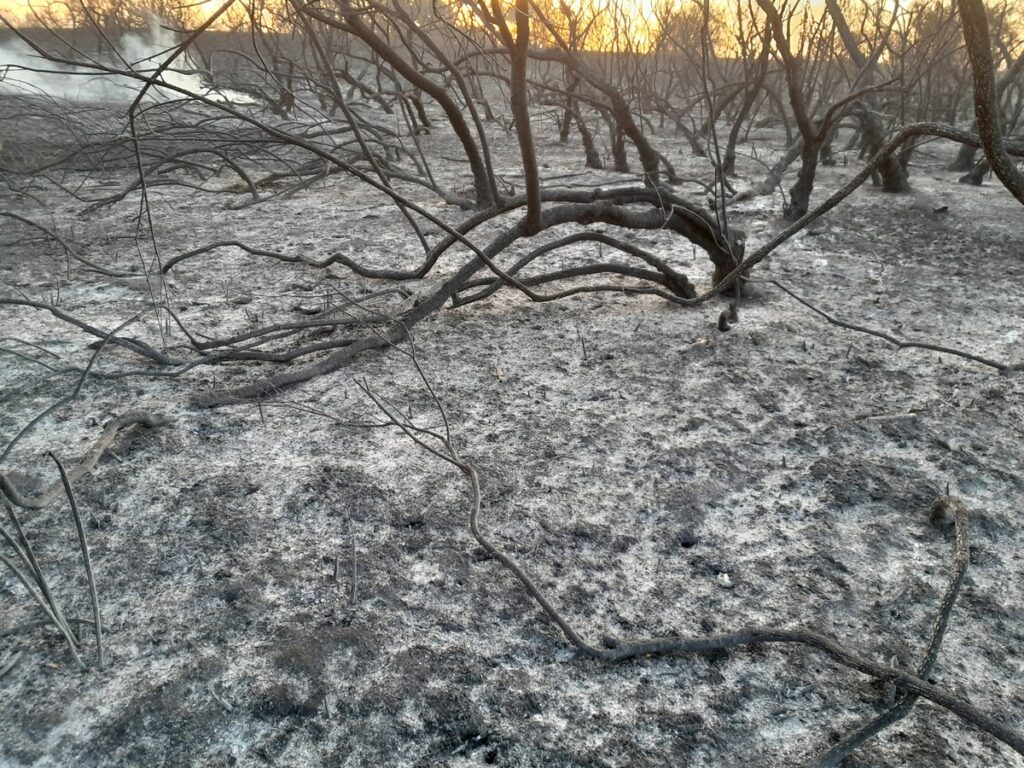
(716, 573), (733, 589)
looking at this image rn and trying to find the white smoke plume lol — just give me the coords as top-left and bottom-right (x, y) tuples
(0, 16), (251, 103)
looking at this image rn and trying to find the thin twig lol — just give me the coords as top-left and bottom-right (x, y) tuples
(0, 617), (95, 638)
(2, 495), (75, 638)
(750, 277), (1017, 371)
(0, 649), (23, 679)
(0, 551), (84, 669)
(49, 453), (104, 669)
(349, 514), (358, 606)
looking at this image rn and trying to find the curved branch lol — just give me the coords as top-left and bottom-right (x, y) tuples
(0, 298), (182, 366)
(452, 231), (695, 305)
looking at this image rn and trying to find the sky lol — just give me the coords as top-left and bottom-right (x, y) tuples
(0, 0), (226, 24)
(2, 0), (37, 23)
(1, 0), (669, 28)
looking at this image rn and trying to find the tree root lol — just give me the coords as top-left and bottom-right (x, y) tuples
(465, 463), (1022, 757)
(0, 411), (170, 510)
(809, 498), (969, 765)
(359, 362), (1024, 760)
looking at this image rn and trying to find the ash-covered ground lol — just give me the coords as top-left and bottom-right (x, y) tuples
(1, 98), (1023, 767)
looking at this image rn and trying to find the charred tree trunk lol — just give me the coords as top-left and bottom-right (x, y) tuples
(724, 32), (770, 176)
(785, 140), (820, 220)
(700, 84), (746, 137)
(559, 103), (574, 142)
(302, 2), (499, 208)
(504, 0), (541, 233)
(824, 0), (908, 191)
(611, 123), (629, 173)
(959, 158), (990, 185)
(949, 143), (979, 171)
(947, 52), (1024, 172)
(560, 76), (579, 143)
(411, 94), (431, 130)
(523, 46), (661, 183)
(757, 0), (821, 221)
(818, 122), (837, 167)
(575, 109), (603, 169)
(954, 0), (1024, 204)
(755, 138), (803, 196)
(854, 104), (911, 191)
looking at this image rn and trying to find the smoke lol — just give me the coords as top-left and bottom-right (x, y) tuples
(0, 17), (253, 104)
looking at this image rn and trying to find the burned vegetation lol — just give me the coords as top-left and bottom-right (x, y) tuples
(1, 0), (1023, 765)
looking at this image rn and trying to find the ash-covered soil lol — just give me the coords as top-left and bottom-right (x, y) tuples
(1, 99), (1023, 767)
